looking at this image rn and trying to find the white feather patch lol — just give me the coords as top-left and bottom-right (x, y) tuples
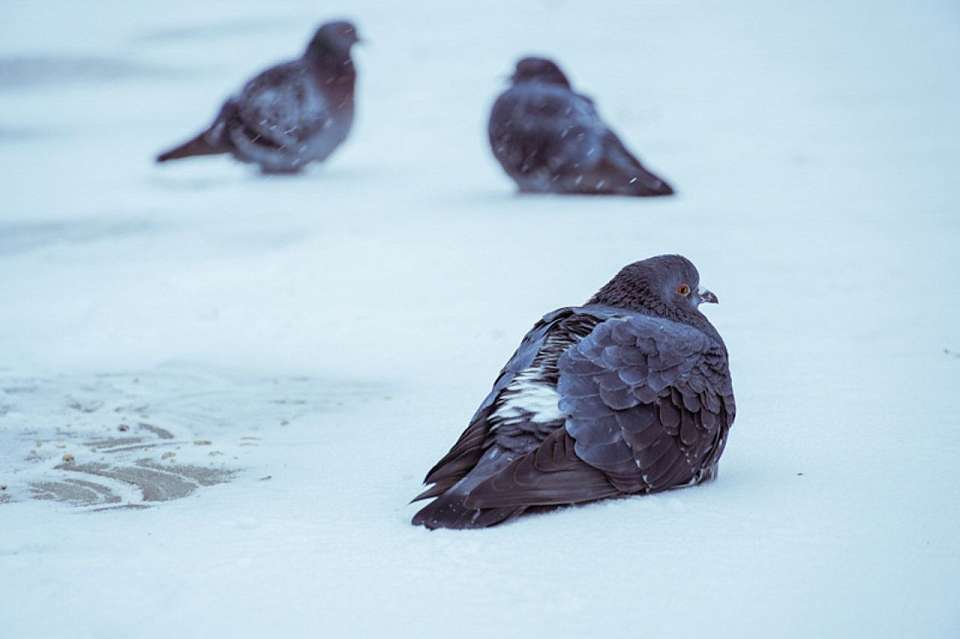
(491, 369), (563, 426)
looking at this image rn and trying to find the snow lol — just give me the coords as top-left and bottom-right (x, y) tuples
(1, 0), (959, 637)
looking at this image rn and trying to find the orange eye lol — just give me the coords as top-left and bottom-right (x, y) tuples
(677, 284), (691, 296)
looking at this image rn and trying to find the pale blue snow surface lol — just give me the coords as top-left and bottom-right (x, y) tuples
(1, 1), (959, 638)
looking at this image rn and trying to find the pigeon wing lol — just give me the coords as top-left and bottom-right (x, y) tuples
(466, 314), (734, 509)
(463, 426), (620, 509)
(559, 314), (734, 492)
(414, 307), (616, 502)
(587, 129), (674, 196)
(229, 61), (329, 154)
(413, 307), (578, 501)
(554, 92), (673, 196)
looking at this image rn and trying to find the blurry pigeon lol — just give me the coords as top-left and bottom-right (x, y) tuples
(412, 255), (733, 529)
(156, 20), (360, 173)
(488, 57), (674, 196)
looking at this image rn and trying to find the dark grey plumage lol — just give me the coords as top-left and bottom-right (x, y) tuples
(488, 57), (674, 196)
(156, 20), (360, 173)
(412, 255), (734, 529)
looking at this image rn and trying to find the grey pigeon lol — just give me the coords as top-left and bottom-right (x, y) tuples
(156, 20), (360, 173)
(412, 255), (733, 529)
(488, 57), (674, 196)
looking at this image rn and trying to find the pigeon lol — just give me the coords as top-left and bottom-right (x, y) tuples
(488, 57), (674, 196)
(411, 255), (734, 529)
(156, 20), (360, 173)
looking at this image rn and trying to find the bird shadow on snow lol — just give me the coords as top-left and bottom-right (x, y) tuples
(146, 171), (242, 192)
(434, 187), (575, 211)
(308, 163), (388, 183)
(437, 187), (677, 216)
(145, 161), (384, 192)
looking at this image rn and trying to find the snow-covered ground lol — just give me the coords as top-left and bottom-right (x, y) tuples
(2, 0), (959, 637)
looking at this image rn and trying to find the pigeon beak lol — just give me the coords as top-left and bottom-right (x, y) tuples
(698, 286), (719, 304)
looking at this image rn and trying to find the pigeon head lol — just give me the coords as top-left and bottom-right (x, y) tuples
(510, 57), (571, 88)
(307, 20), (361, 58)
(588, 255), (719, 325)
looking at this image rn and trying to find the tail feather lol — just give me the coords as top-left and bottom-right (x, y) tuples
(598, 132), (675, 197)
(412, 445), (524, 529)
(411, 491), (524, 530)
(619, 164), (675, 197)
(156, 131), (227, 163)
(412, 430), (623, 529)
(561, 163), (674, 197)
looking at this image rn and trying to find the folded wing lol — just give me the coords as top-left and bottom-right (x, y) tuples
(462, 315), (734, 512)
(412, 308), (616, 528)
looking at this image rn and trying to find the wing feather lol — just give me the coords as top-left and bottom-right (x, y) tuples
(465, 429), (618, 509)
(412, 309), (734, 528)
(557, 314), (735, 493)
(414, 308), (608, 499)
